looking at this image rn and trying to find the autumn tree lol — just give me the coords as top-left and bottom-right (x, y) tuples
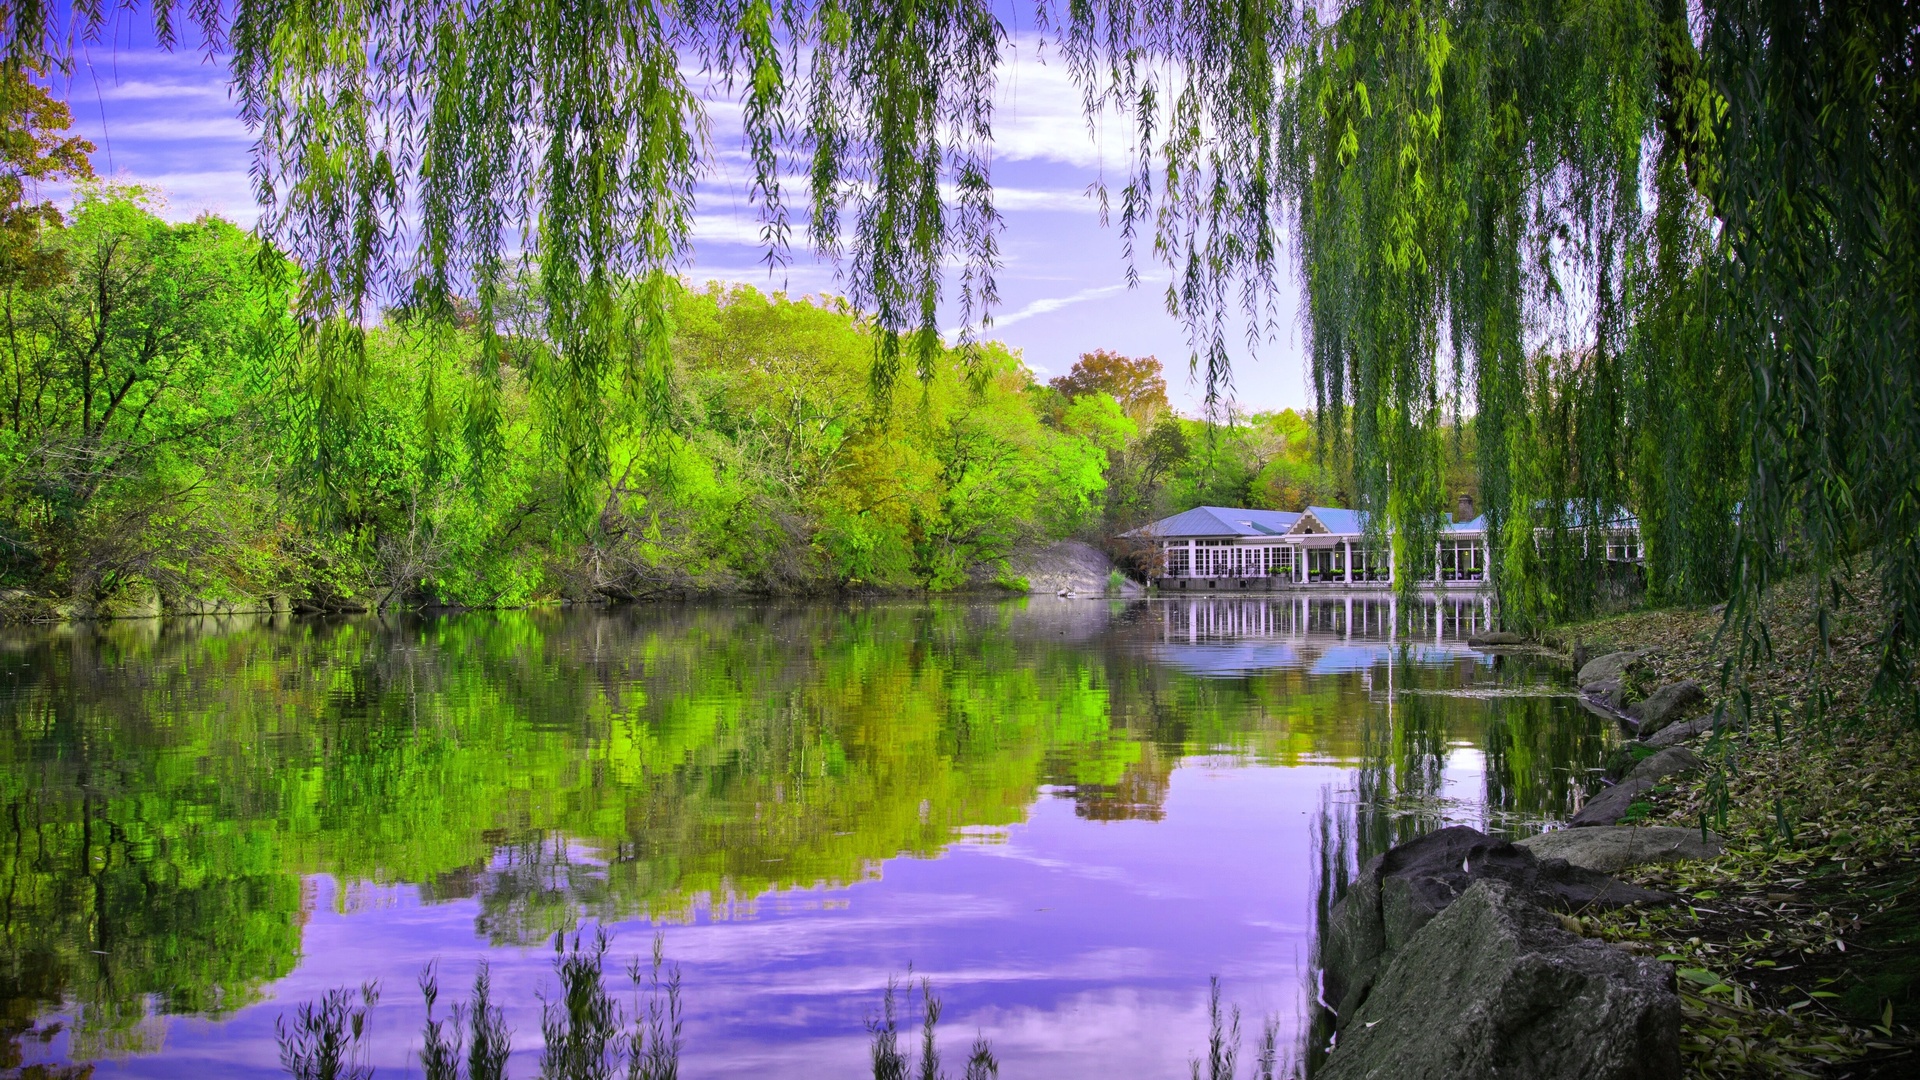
(0, 67), (93, 287)
(1047, 350), (1169, 420)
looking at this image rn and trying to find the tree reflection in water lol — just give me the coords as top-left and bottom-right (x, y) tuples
(0, 596), (1613, 1075)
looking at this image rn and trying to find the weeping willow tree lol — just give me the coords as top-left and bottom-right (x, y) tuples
(1277, 0), (1916, 700)
(2, 1), (1913, 693)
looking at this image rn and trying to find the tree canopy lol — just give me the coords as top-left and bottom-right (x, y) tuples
(1, 2), (1913, 692)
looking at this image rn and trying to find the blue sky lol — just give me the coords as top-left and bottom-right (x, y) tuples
(49, 32), (1312, 414)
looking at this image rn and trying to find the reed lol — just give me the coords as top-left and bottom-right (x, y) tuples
(626, 934), (684, 1080)
(867, 972), (997, 1080)
(540, 931), (621, 1080)
(470, 961), (513, 1080)
(276, 982), (380, 1080)
(420, 963), (461, 1080)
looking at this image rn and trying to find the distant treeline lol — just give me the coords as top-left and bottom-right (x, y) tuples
(0, 190), (1419, 615)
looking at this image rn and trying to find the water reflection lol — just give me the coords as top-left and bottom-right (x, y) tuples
(0, 596), (1612, 1077)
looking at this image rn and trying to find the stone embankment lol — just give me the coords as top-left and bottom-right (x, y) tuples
(1005, 540), (1143, 597)
(0, 587), (300, 623)
(1316, 645), (1729, 1078)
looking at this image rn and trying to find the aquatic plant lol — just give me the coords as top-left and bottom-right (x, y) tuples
(276, 982), (380, 1080)
(1190, 977), (1239, 1080)
(470, 962), (514, 1080)
(626, 935), (684, 1080)
(540, 931), (622, 1080)
(418, 960), (514, 1080)
(1191, 978), (1289, 1080)
(868, 973), (996, 1080)
(420, 963), (462, 1080)
(867, 974), (909, 1080)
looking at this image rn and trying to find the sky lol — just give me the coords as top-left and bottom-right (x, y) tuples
(49, 27), (1314, 415)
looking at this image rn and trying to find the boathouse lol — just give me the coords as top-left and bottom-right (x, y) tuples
(1128, 497), (1493, 591)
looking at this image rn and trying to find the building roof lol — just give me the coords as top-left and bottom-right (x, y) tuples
(1126, 506), (1303, 539)
(1131, 504), (1495, 540)
(1298, 506), (1365, 535)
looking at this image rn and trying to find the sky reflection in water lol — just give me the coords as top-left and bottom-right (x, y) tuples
(0, 594), (1612, 1077)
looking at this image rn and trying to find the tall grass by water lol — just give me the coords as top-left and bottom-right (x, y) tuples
(272, 936), (1305, 1078)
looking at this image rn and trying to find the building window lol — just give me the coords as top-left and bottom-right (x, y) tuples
(1167, 544), (1190, 577)
(1441, 540), (1484, 581)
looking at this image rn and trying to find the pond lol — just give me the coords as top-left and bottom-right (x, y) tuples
(0, 594), (1615, 1078)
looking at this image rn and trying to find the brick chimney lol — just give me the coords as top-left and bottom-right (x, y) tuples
(1456, 493), (1476, 522)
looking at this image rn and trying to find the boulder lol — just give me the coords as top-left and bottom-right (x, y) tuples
(1645, 713), (1718, 748)
(1571, 778), (1655, 827)
(1468, 631), (1529, 647)
(1585, 677), (1627, 712)
(1321, 826), (1667, 1025)
(1577, 649), (1649, 689)
(1571, 747), (1705, 826)
(1517, 827), (1724, 875)
(1629, 680), (1706, 736)
(96, 582), (162, 620)
(1007, 540), (1143, 597)
(1320, 880), (1682, 1080)
(1627, 745), (1705, 784)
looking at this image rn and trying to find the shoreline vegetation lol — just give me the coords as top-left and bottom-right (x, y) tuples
(3, 185), (1372, 623)
(266, 937), (1290, 1080)
(266, 945), (1298, 1080)
(1539, 569), (1919, 1077)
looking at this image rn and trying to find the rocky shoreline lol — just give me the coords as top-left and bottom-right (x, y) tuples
(1313, 647), (1733, 1078)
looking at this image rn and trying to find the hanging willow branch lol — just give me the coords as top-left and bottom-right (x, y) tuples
(3, 1), (1915, 694)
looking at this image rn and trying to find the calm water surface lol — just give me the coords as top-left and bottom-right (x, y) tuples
(0, 595), (1615, 1077)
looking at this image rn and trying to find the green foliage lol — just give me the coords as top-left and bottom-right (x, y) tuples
(0, 187), (294, 601)
(5, 2), (1905, 682)
(0, 190), (1113, 606)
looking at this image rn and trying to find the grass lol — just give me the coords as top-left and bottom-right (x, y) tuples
(1545, 568), (1920, 1077)
(271, 944), (1305, 1079)
(276, 982), (379, 1080)
(276, 940), (1009, 1080)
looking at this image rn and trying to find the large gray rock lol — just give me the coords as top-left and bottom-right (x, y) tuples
(1321, 827), (1666, 1025)
(1645, 712), (1717, 748)
(1571, 778), (1655, 827)
(1320, 880), (1682, 1080)
(1630, 679), (1706, 736)
(1517, 827), (1724, 874)
(1585, 677), (1628, 712)
(1572, 748), (1704, 826)
(1007, 540), (1143, 596)
(1468, 631), (1529, 647)
(1627, 745), (1705, 784)
(1577, 649), (1649, 689)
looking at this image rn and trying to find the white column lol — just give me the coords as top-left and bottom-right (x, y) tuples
(1344, 596), (1353, 639)
(1388, 542), (1396, 585)
(1344, 541), (1353, 584)
(1435, 541), (1442, 584)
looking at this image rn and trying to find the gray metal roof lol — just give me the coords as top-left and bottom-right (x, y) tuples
(1126, 506), (1303, 538)
(1301, 506), (1365, 535)
(1131, 504), (1495, 540)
